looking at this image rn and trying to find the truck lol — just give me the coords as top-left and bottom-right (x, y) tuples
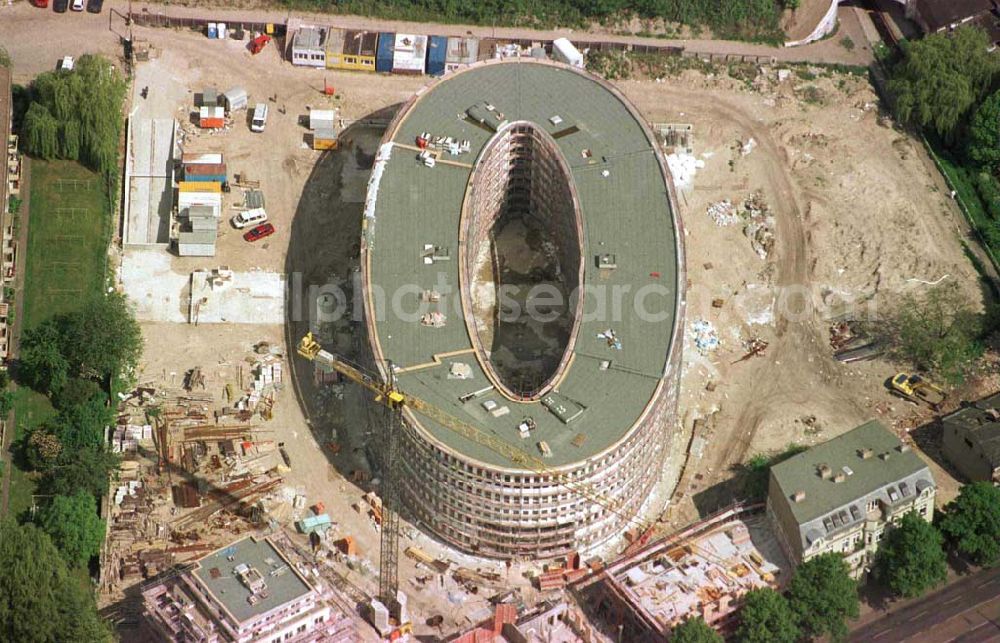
(889, 373), (946, 410)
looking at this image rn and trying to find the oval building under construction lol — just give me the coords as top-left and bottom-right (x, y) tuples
(361, 59), (685, 559)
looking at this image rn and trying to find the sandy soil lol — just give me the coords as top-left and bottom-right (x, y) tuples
(619, 68), (979, 522)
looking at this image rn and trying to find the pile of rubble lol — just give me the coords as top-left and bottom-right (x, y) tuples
(706, 200), (741, 226)
(691, 319), (720, 354)
(741, 192), (775, 260)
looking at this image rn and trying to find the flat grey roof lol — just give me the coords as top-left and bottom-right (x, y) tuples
(770, 421), (931, 525)
(942, 393), (1000, 467)
(193, 537), (313, 624)
(364, 61), (679, 468)
(293, 26), (326, 49)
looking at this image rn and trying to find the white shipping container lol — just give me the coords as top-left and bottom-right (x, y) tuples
(552, 38), (584, 68)
(392, 34), (427, 73)
(309, 109), (337, 131)
(182, 152), (224, 166)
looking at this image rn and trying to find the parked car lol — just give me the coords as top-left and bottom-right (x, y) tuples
(70, 0), (84, 11)
(250, 103), (268, 133)
(231, 208), (267, 229)
(244, 223), (275, 242)
(53, 0), (68, 12)
(33, 0), (49, 8)
(86, 0), (103, 13)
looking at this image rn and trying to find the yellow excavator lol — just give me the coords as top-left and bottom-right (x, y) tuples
(889, 373), (946, 410)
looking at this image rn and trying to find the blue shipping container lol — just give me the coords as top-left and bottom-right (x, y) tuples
(376, 32), (395, 73)
(185, 174), (227, 184)
(207, 22), (218, 39)
(426, 35), (448, 77)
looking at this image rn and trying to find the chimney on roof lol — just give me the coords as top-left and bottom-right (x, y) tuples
(833, 472), (846, 483)
(818, 464), (833, 480)
(859, 448), (874, 460)
(792, 490), (806, 503)
(880, 452), (891, 461)
(897, 444), (911, 453)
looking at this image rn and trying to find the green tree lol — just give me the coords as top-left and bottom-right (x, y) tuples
(18, 321), (70, 394)
(737, 587), (800, 643)
(0, 520), (112, 642)
(873, 512), (947, 598)
(889, 27), (999, 141)
(22, 102), (59, 160)
(60, 293), (142, 380)
(671, 616), (723, 643)
(966, 90), (1000, 169)
(53, 376), (102, 412)
(42, 446), (119, 499)
(874, 283), (984, 383)
(787, 553), (859, 642)
(0, 46), (10, 69)
(939, 482), (1000, 566)
(37, 492), (106, 568)
(50, 393), (115, 450)
(24, 428), (63, 471)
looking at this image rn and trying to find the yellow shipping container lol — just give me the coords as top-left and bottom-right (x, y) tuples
(178, 181), (222, 193)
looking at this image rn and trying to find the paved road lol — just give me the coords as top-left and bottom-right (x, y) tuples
(0, 0), (873, 83)
(852, 565), (1000, 642)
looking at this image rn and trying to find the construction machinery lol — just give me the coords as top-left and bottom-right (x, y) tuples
(889, 373), (946, 410)
(296, 332), (648, 610)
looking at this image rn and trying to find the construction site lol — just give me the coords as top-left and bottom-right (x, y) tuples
(0, 5), (981, 640)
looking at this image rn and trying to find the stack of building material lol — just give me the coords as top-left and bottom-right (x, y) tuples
(176, 182), (222, 256)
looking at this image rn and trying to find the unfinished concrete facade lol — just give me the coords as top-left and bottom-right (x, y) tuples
(361, 60), (685, 560)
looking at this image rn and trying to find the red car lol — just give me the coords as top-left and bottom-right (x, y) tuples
(243, 222), (275, 242)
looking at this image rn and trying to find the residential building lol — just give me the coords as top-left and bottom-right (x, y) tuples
(141, 536), (354, 642)
(941, 394), (1000, 483)
(767, 421), (936, 579)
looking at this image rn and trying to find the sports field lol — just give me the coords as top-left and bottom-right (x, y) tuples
(23, 160), (110, 328)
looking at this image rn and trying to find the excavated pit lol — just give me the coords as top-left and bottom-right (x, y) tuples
(462, 122), (584, 400)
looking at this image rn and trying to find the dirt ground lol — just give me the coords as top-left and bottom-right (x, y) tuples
(2, 6), (986, 637)
(618, 67), (980, 522)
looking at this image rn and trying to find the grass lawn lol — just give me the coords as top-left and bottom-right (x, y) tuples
(22, 160), (110, 329)
(6, 387), (56, 520)
(5, 159), (110, 520)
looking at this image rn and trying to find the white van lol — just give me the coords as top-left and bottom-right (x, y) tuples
(250, 103), (268, 133)
(231, 208), (267, 229)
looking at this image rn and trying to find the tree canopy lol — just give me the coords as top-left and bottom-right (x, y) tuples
(966, 90), (1000, 169)
(20, 55), (126, 186)
(787, 553), (859, 642)
(873, 512), (947, 598)
(670, 615), (724, 643)
(19, 293), (142, 392)
(889, 27), (999, 141)
(37, 492), (106, 568)
(873, 283), (985, 384)
(0, 520), (112, 642)
(736, 587), (800, 643)
(939, 482), (1000, 566)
